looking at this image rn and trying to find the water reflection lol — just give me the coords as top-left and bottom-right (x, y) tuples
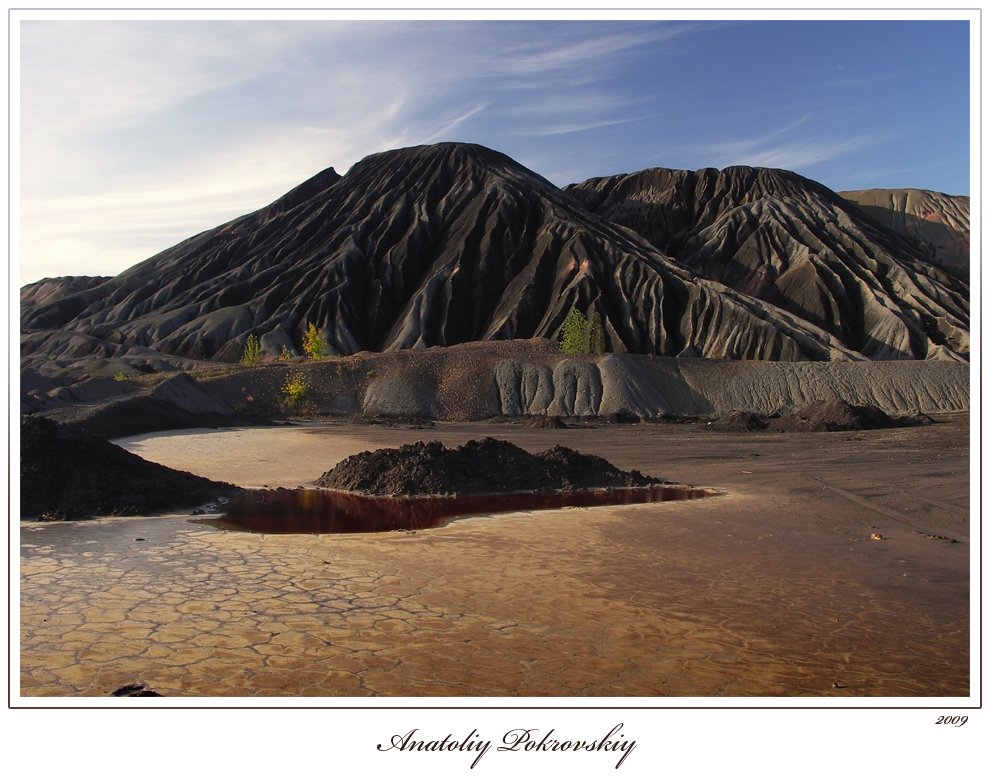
(198, 485), (718, 534)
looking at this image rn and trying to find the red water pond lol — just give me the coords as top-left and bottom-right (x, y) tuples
(198, 485), (719, 534)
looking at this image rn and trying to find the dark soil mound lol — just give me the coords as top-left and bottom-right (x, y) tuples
(769, 400), (930, 432)
(316, 437), (664, 496)
(20, 415), (239, 519)
(110, 683), (163, 697)
(708, 411), (771, 432)
(526, 415), (568, 429)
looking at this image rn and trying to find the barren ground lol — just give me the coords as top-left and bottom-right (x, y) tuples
(20, 414), (970, 697)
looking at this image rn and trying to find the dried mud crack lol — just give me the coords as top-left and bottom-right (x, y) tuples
(20, 416), (970, 697)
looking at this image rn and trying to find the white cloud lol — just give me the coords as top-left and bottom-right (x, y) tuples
(421, 102), (492, 144)
(495, 23), (701, 76)
(17, 20), (472, 281)
(729, 136), (879, 171)
(20, 151), (329, 281)
(511, 116), (643, 138)
(16, 18), (927, 285)
(494, 86), (654, 142)
(677, 117), (881, 176)
(20, 19), (688, 283)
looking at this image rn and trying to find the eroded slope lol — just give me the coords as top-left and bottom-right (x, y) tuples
(566, 166), (969, 360)
(840, 188), (969, 277)
(22, 145), (861, 368)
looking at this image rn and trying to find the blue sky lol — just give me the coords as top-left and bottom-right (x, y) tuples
(17, 17), (972, 284)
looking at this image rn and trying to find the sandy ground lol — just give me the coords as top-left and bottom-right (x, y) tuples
(19, 415), (970, 697)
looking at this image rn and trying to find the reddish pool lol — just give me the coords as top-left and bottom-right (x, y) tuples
(198, 485), (718, 534)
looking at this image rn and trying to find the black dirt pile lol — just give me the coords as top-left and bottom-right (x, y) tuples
(526, 415), (568, 429)
(316, 437), (665, 496)
(707, 411), (771, 432)
(20, 415), (240, 520)
(706, 400), (933, 433)
(769, 400), (931, 432)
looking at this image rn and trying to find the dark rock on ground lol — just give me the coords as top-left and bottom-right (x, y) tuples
(351, 415), (436, 429)
(704, 400), (932, 433)
(768, 400), (932, 432)
(316, 437), (665, 496)
(20, 415), (240, 519)
(707, 411), (771, 432)
(526, 414), (568, 429)
(110, 683), (162, 697)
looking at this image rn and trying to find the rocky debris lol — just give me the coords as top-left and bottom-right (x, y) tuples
(110, 683), (162, 697)
(20, 415), (239, 519)
(704, 399), (932, 433)
(351, 415), (436, 429)
(704, 399), (933, 433)
(768, 399), (931, 432)
(527, 414), (568, 429)
(917, 531), (960, 543)
(707, 411), (771, 432)
(316, 437), (665, 496)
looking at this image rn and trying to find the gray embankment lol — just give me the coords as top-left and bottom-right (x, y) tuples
(675, 359), (969, 416)
(485, 355), (968, 419)
(386, 354), (969, 418)
(35, 351), (969, 438)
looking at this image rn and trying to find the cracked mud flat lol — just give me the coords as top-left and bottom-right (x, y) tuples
(20, 415), (969, 697)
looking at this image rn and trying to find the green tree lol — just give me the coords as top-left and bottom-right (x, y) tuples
(282, 370), (308, 406)
(559, 306), (590, 354)
(559, 306), (607, 355)
(239, 334), (261, 367)
(588, 310), (606, 354)
(302, 322), (327, 360)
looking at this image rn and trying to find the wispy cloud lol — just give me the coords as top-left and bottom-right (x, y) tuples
(726, 135), (880, 171)
(19, 20), (691, 282)
(17, 20), (470, 280)
(499, 90), (652, 138)
(511, 116), (644, 138)
(829, 72), (906, 89)
(680, 117), (881, 174)
(20, 143), (341, 281)
(15, 18), (969, 284)
(422, 102), (492, 143)
(496, 23), (698, 75)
